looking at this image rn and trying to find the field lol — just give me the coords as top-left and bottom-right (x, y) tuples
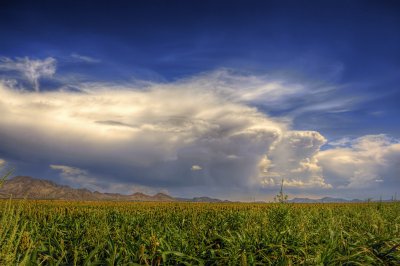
(0, 200), (399, 265)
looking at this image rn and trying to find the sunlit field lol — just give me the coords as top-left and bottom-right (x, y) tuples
(1, 200), (399, 265)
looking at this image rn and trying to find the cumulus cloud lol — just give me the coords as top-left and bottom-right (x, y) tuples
(0, 81), (277, 187)
(318, 135), (400, 190)
(0, 67), (397, 198)
(0, 57), (56, 91)
(0, 71), (334, 194)
(261, 131), (331, 189)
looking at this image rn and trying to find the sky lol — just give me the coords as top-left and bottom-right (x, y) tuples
(0, 0), (399, 201)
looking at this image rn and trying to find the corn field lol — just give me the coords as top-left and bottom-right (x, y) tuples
(0, 199), (399, 265)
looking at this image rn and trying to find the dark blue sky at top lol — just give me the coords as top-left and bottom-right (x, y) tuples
(1, 0), (400, 139)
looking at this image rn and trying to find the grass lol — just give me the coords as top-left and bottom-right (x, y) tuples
(0, 199), (399, 265)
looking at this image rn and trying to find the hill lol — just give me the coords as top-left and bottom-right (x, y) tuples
(288, 197), (364, 203)
(0, 176), (175, 201)
(0, 176), (233, 202)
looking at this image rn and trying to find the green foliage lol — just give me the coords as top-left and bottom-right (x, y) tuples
(0, 199), (399, 265)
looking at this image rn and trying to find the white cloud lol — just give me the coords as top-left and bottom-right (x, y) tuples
(50, 164), (162, 194)
(191, 165), (202, 171)
(50, 164), (88, 176)
(0, 57), (56, 91)
(261, 131), (331, 189)
(0, 159), (5, 167)
(166, 69), (309, 110)
(184, 70), (362, 116)
(327, 137), (352, 147)
(0, 68), (397, 197)
(70, 53), (101, 63)
(0, 72), (336, 192)
(317, 134), (400, 189)
(50, 164), (97, 188)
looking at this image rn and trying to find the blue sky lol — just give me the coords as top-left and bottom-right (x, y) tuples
(0, 0), (399, 200)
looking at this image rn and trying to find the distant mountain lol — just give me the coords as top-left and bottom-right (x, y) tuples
(0, 176), (228, 202)
(0, 176), (176, 201)
(176, 196), (230, 203)
(288, 197), (364, 203)
(287, 197), (318, 203)
(3, 176), (376, 203)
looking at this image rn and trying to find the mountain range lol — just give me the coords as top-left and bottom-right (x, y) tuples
(288, 197), (364, 203)
(0, 176), (226, 202)
(0, 176), (378, 203)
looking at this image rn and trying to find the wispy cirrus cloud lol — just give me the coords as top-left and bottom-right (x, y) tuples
(50, 164), (88, 177)
(162, 69), (367, 124)
(70, 53), (101, 63)
(0, 57), (56, 91)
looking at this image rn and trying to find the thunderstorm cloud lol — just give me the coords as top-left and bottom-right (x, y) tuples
(0, 59), (399, 199)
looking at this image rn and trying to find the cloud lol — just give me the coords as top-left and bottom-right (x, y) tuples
(50, 164), (88, 176)
(0, 57), (56, 91)
(0, 159), (5, 167)
(0, 80), (281, 188)
(182, 69), (364, 117)
(0, 68), (397, 198)
(0, 71), (336, 195)
(50, 164), (96, 188)
(327, 137), (352, 147)
(50, 164), (163, 194)
(260, 131), (331, 189)
(317, 134), (400, 190)
(167, 69), (315, 112)
(70, 53), (101, 63)
(191, 165), (202, 171)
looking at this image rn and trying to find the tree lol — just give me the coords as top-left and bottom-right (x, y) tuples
(274, 178), (288, 203)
